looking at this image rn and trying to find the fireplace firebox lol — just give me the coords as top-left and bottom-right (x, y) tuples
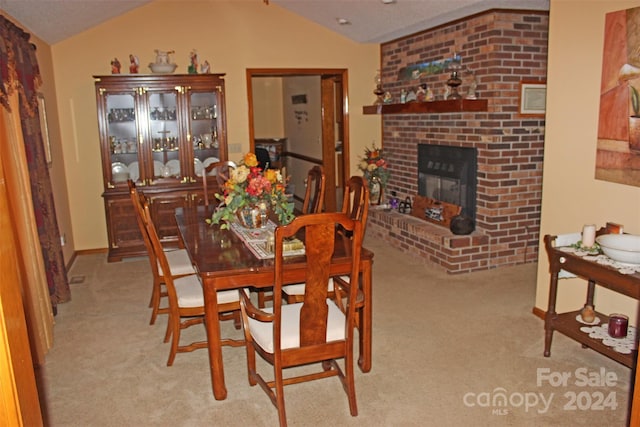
(418, 144), (477, 221)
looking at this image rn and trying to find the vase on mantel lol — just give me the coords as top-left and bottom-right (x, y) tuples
(369, 176), (382, 205)
(236, 205), (269, 229)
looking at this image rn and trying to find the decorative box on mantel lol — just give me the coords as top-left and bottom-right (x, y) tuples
(367, 208), (490, 274)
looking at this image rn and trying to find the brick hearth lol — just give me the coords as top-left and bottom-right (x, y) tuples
(368, 208), (490, 273)
(370, 9), (548, 273)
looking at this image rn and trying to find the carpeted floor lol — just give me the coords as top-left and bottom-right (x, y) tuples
(39, 238), (633, 426)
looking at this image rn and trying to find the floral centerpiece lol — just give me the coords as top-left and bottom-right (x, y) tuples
(358, 144), (390, 203)
(206, 152), (294, 229)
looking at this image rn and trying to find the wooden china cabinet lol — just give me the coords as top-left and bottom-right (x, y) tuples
(94, 74), (228, 261)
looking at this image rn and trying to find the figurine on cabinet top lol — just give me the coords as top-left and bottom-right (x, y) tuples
(129, 54), (139, 74)
(201, 60), (211, 74)
(383, 91), (393, 104)
(110, 58), (121, 74)
(188, 50), (198, 74)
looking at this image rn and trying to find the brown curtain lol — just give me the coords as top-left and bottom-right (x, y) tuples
(0, 15), (69, 361)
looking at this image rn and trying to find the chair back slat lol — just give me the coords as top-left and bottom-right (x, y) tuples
(302, 165), (326, 214)
(298, 222), (334, 346)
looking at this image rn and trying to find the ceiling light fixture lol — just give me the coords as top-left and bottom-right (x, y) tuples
(336, 18), (351, 26)
(381, 0), (397, 4)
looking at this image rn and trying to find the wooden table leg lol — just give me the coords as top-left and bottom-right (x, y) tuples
(544, 271), (559, 358)
(203, 279), (227, 400)
(358, 259), (372, 372)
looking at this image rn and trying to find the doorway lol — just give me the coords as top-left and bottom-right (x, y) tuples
(246, 68), (349, 212)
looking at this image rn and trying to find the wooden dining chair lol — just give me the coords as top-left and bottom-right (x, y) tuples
(257, 165), (327, 308)
(239, 212), (363, 427)
(139, 196), (244, 366)
(127, 180), (197, 325)
(202, 160), (236, 207)
(281, 175), (369, 304)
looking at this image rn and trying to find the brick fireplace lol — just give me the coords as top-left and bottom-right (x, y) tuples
(367, 10), (548, 273)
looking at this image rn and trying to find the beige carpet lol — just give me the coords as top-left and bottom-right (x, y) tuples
(39, 238), (632, 426)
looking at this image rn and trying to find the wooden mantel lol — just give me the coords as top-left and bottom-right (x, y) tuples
(362, 98), (488, 115)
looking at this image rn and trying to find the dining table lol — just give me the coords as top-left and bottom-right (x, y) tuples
(174, 205), (374, 400)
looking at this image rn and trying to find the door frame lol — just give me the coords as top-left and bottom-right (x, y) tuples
(246, 68), (349, 212)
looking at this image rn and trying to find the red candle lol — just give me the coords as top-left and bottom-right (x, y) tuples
(608, 314), (628, 338)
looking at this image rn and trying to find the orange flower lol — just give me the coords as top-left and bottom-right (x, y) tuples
(244, 152), (258, 167)
(264, 168), (277, 183)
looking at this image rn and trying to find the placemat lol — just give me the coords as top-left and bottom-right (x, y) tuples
(229, 220), (276, 243)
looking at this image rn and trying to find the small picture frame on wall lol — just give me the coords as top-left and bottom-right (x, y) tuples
(291, 94), (307, 104)
(37, 93), (52, 166)
(518, 80), (546, 116)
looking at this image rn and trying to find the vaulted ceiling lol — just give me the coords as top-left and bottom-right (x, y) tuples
(1, 0), (549, 45)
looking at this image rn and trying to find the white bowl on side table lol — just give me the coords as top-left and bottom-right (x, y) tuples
(596, 234), (640, 265)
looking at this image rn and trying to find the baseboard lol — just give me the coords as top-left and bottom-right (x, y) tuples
(66, 248), (108, 271)
(532, 306), (546, 320)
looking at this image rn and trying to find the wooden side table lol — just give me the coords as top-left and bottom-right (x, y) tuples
(543, 234), (640, 368)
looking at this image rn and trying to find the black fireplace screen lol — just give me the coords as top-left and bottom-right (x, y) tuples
(418, 144), (477, 220)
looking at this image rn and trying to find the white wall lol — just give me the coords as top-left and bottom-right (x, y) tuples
(252, 77), (285, 139)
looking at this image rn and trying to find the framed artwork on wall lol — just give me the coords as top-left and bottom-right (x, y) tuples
(518, 80), (546, 116)
(595, 6), (640, 187)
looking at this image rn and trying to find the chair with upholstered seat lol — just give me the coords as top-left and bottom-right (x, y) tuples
(281, 175), (369, 304)
(139, 196), (244, 366)
(202, 160), (236, 207)
(239, 212), (364, 427)
(128, 180), (197, 325)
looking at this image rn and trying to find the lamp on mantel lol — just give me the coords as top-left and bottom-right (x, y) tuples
(445, 53), (477, 100)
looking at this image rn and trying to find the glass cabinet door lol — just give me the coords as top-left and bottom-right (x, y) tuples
(147, 90), (180, 184)
(104, 92), (141, 187)
(189, 89), (222, 181)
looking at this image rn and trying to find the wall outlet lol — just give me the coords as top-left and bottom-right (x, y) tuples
(60, 234), (66, 246)
(228, 143), (242, 153)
